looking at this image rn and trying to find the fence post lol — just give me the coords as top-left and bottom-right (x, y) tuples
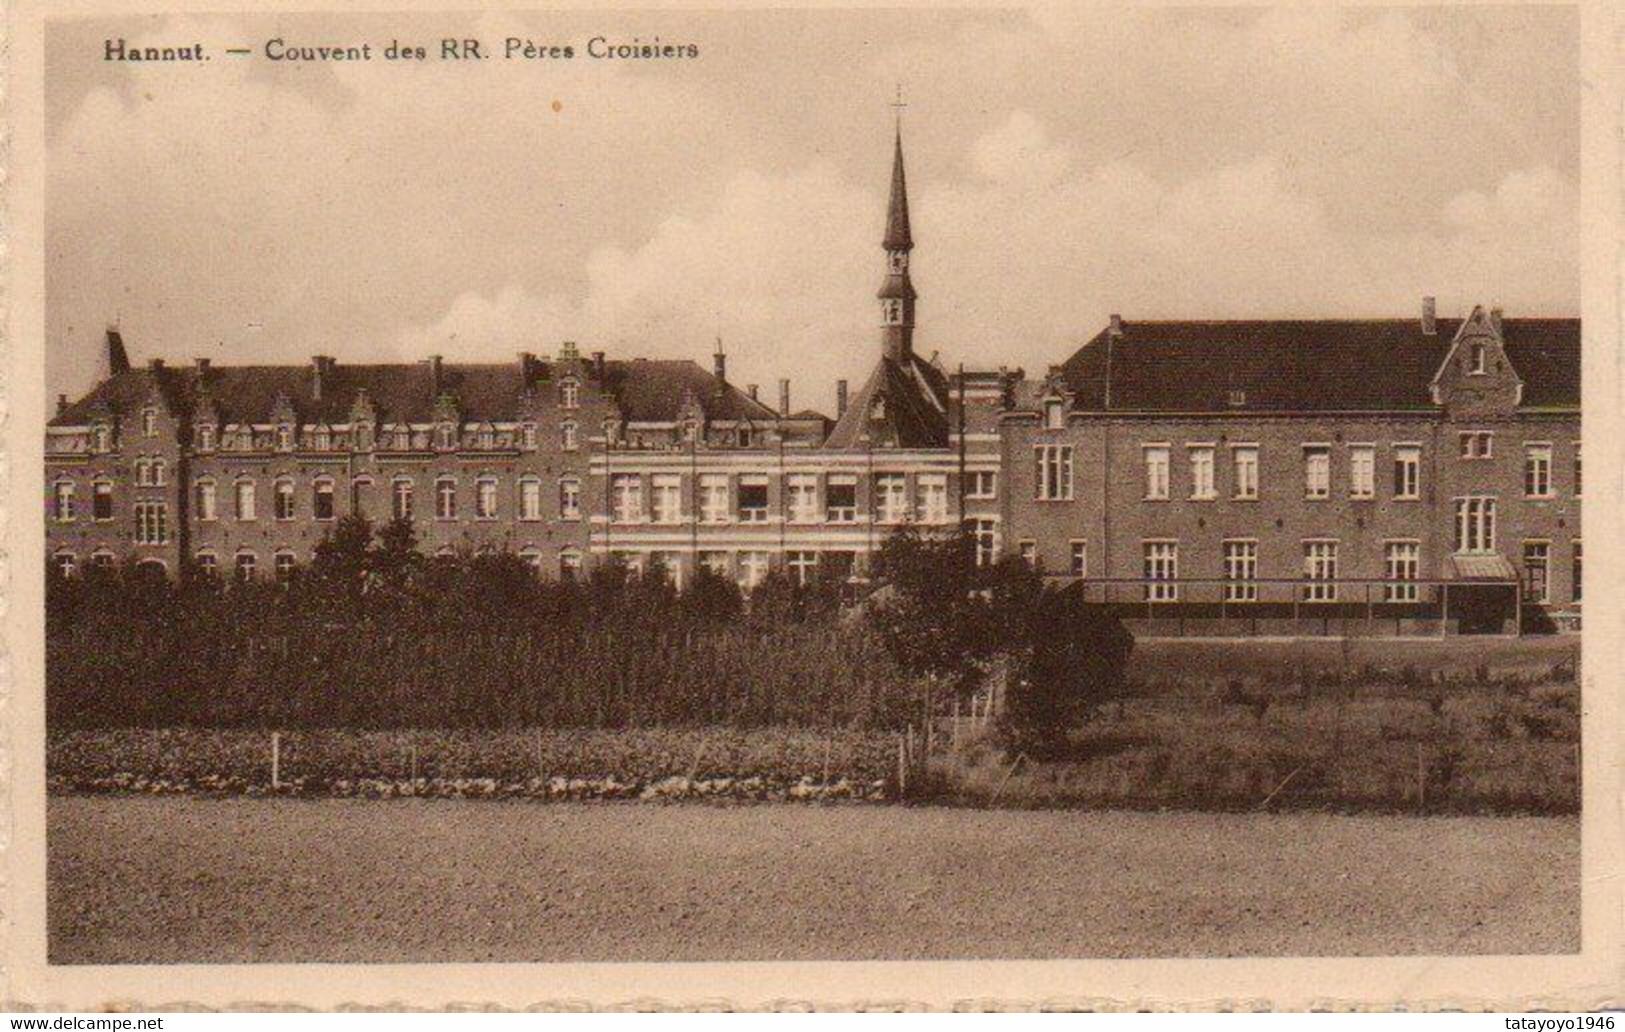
(1416, 741), (1426, 812)
(409, 738), (419, 784)
(270, 731), (281, 790)
(896, 733), (908, 798)
(535, 727), (544, 780)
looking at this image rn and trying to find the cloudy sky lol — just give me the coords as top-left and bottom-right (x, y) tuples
(47, 7), (1578, 415)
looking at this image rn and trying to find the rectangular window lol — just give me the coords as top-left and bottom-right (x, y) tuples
(1303, 541), (1338, 602)
(1223, 540), (1258, 602)
(787, 474), (819, 524)
(274, 552), (297, 583)
(1453, 497), (1497, 554)
(1035, 445), (1074, 501)
(520, 480), (542, 521)
(787, 551), (819, 586)
(1349, 445), (1375, 499)
(1573, 540), (1583, 603)
(611, 474), (643, 524)
(274, 482), (296, 521)
(235, 481), (256, 522)
(874, 473), (908, 523)
(194, 481), (216, 522)
(698, 551), (731, 578)
(1393, 445), (1421, 499)
(1459, 431), (1493, 459)
(93, 481), (114, 521)
(651, 474), (683, 525)
(435, 478), (458, 521)
(1384, 542), (1420, 603)
(699, 474), (730, 524)
(392, 480), (413, 521)
(916, 473), (949, 523)
(970, 518), (998, 567)
(476, 478), (498, 520)
(1069, 540), (1087, 578)
(737, 474), (769, 523)
(1143, 445), (1170, 500)
(1303, 446), (1331, 499)
(1522, 541), (1550, 604)
(235, 553), (256, 582)
(134, 501), (169, 546)
(1144, 542), (1178, 602)
(826, 475), (857, 523)
(1188, 446), (1216, 500)
(53, 481), (75, 522)
(559, 479), (581, 521)
(966, 470), (997, 500)
(314, 481), (336, 521)
(1524, 444), (1553, 498)
(739, 551), (771, 589)
(1232, 445), (1259, 500)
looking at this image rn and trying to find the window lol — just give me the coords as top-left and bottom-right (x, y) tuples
(437, 423), (457, 451)
(90, 550), (116, 571)
(134, 501), (169, 546)
(1069, 540), (1087, 578)
(435, 477), (458, 520)
(874, 473), (908, 523)
(1572, 540), (1583, 603)
(521, 423), (538, 450)
(354, 424), (373, 451)
(1143, 445), (1170, 500)
(611, 474), (643, 524)
(651, 474), (682, 525)
(274, 479), (296, 521)
(52, 481), (75, 522)
(1303, 446), (1330, 499)
(1393, 446), (1421, 499)
(520, 549), (544, 577)
(736, 426), (753, 448)
(195, 425), (216, 452)
(1453, 497), (1496, 554)
(560, 379), (579, 409)
(562, 421), (578, 451)
(738, 475), (770, 522)
(274, 551), (297, 584)
(826, 475), (857, 523)
(1384, 542), (1419, 603)
(1188, 446), (1216, 500)
(351, 476), (372, 517)
(93, 480), (114, 521)
(277, 424), (295, 452)
(134, 458), (152, 487)
(1035, 445), (1073, 501)
(1574, 442), (1582, 497)
(142, 407), (158, 437)
(194, 552), (217, 578)
(699, 551), (731, 579)
(1469, 341), (1488, 375)
(234, 552), (257, 583)
(1522, 541), (1550, 604)
(314, 426), (333, 451)
(1349, 445), (1375, 499)
(970, 518), (999, 567)
(1459, 431), (1493, 459)
(787, 474), (819, 524)
(1043, 399), (1065, 429)
(151, 459), (167, 486)
(476, 476), (498, 520)
(1232, 446), (1259, 500)
(739, 551), (771, 589)
(917, 473), (949, 524)
(1223, 540), (1258, 602)
(392, 478), (414, 521)
(1302, 541), (1338, 602)
(966, 470), (997, 500)
(194, 479), (217, 521)
(559, 549), (583, 582)
(889, 251), (908, 274)
(1018, 540), (1037, 567)
(881, 299), (904, 325)
(234, 479), (257, 522)
(92, 424), (112, 453)
(519, 478), (542, 521)
(559, 477), (582, 520)
(699, 474), (730, 523)
(1524, 444), (1553, 498)
(52, 552), (76, 579)
(313, 478), (335, 520)
(1144, 542), (1178, 602)
(787, 551), (819, 586)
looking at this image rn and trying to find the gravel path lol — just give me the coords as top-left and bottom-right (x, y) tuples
(48, 797), (1578, 963)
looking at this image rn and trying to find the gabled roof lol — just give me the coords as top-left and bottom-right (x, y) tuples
(602, 360), (777, 424)
(1059, 317), (1579, 413)
(824, 352), (950, 449)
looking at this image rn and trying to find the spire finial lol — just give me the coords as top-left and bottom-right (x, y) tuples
(891, 83), (907, 131)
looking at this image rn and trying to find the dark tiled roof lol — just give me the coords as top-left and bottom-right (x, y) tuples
(1060, 317), (1579, 413)
(602, 360), (777, 423)
(824, 352), (950, 449)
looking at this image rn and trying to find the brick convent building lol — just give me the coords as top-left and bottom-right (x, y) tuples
(46, 130), (1581, 634)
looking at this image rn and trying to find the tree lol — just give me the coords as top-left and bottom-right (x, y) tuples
(997, 582), (1133, 759)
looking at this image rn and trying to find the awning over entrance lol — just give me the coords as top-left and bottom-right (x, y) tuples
(1443, 554), (1518, 581)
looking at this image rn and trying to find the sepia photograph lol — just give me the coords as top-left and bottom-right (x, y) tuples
(5, 0), (1620, 1012)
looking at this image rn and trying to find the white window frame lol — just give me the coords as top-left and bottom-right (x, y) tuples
(699, 474), (731, 524)
(1524, 443), (1554, 499)
(1143, 444), (1170, 501)
(1068, 540), (1088, 578)
(234, 478), (257, 522)
(52, 480), (76, 522)
(1522, 540), (1551, 604)
(1453, 496), (1497, 555)
(134, 500), (170, 546)
(313, 477), (336, 521)
(475, 476), (499, 520)
(1231, 444), (1259, 501)
(391, 478), (414, 521)
(966, 470), (997, 500)
(519, 477), (543, 522)
(559, 477), (582, 521)
(1303, 445), (1331, 500)
(1384, 541), (1420, 603)
(1223, 540), (1258, 602)
(737, 474), (770, 523)
(1143, 541), (1178, 602)
(435, 476), (458, 521)
(787, 473), (820, 525)
(825, 474), (858, 524)
(650, 474), (683, 526)
(1393, 445), (1422, 500)
(610, 474), (644, 524)
(1188, 444), (1216, 501)
(874, 473), (908, 524)
(274, 478), (296, 522)
(1349, 444), (1375, 499)
(1302, 540), (1338, 602)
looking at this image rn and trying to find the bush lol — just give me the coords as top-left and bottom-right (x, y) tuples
(998, 584), (1134, 759)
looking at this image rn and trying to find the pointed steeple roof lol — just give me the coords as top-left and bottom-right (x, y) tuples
(883, 129), (912, 251)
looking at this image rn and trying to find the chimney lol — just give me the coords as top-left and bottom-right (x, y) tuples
(1108, 313), (1123, 338)
(713, 349), (727, 383)
(778, 379), (791, 417)
(428, 354), (444, 394)
(56, 393), (67, 417)
(194, 357), (211, 377)
(517, 351), (538, 386)
(591, 351), (606, 380)
(1489, 307), (1504, 336)
(311, 355), (334, 401)
(836, 379), (849, 417)
(148, 358), (165, 373)
(747, 384), (759, 402)
(105, 328), (131, 376)
(1421, 296), (1437, 336)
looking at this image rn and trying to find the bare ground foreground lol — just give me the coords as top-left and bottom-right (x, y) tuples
(49, 797), (1577, 963)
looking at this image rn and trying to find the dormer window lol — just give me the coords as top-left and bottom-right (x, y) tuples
(313, 426), (332, 451)
(354, 424), (374, 451)
(561, 421), (578, 451)
(477, 426), (495, 450)
(889, 251), (908, 274)
(1044, 399), (1065, 430)
(195, 425), (216, 452)
(1469, 342), (1488, 375)
(92, 424), (112, 453)
(560, 379), (580, 409)
(142, 407), (158, 437)
(276, 424), (294, 452)
(437, 423), (457, 450)
(521, 422), (537, 450)
(882, 299), (904, 326)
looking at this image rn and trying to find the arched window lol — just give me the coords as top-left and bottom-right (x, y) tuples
(313, 425), (332, 451)
(559, 549), (583, 582)
(519, 476), (543, 521)
(520, 548), (544, 577)
(276, 424), (294, 452)
(233, 551), (257, 583)
(274, 478), (296, 521)
(274, 550), (297, 584)
(194, 478), (218, 521)
(561, 421), (578, 452)
(477, 426), (495, 450)
(142, 407), (159, 437)
(521, 422), (538, 450)
(133, 458), (151, 486)
(313, 477), (336, 520)
(52, 552), (76, 579)
(475, 475), (498, 520)
(52, 480), (76, 522)
(560, 379), (580, 409)
(92, 424), (112, 453)
(434, 546), (457, 562)
(194, 551), (218, 579)
(234, 478), (257, 521)
(1470, 341), (1488, 375)
(437, 423), (458, 451)
(1044, 399), (1064, 430)
(435, 476), (457, 520)
(89, 549), (116, 571)
(92, 479), (114, 521)
(559, 476), (582, 520)
(134, 558), (168, 580)
(392, 478), (414, 521)
(151, 459), (167, 486)
(195, 424), (216, 452)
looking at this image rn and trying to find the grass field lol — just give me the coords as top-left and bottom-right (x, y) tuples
(48, 796), (1578, 963)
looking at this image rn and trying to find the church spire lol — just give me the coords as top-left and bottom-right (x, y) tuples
(877, 109), (917, 362)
